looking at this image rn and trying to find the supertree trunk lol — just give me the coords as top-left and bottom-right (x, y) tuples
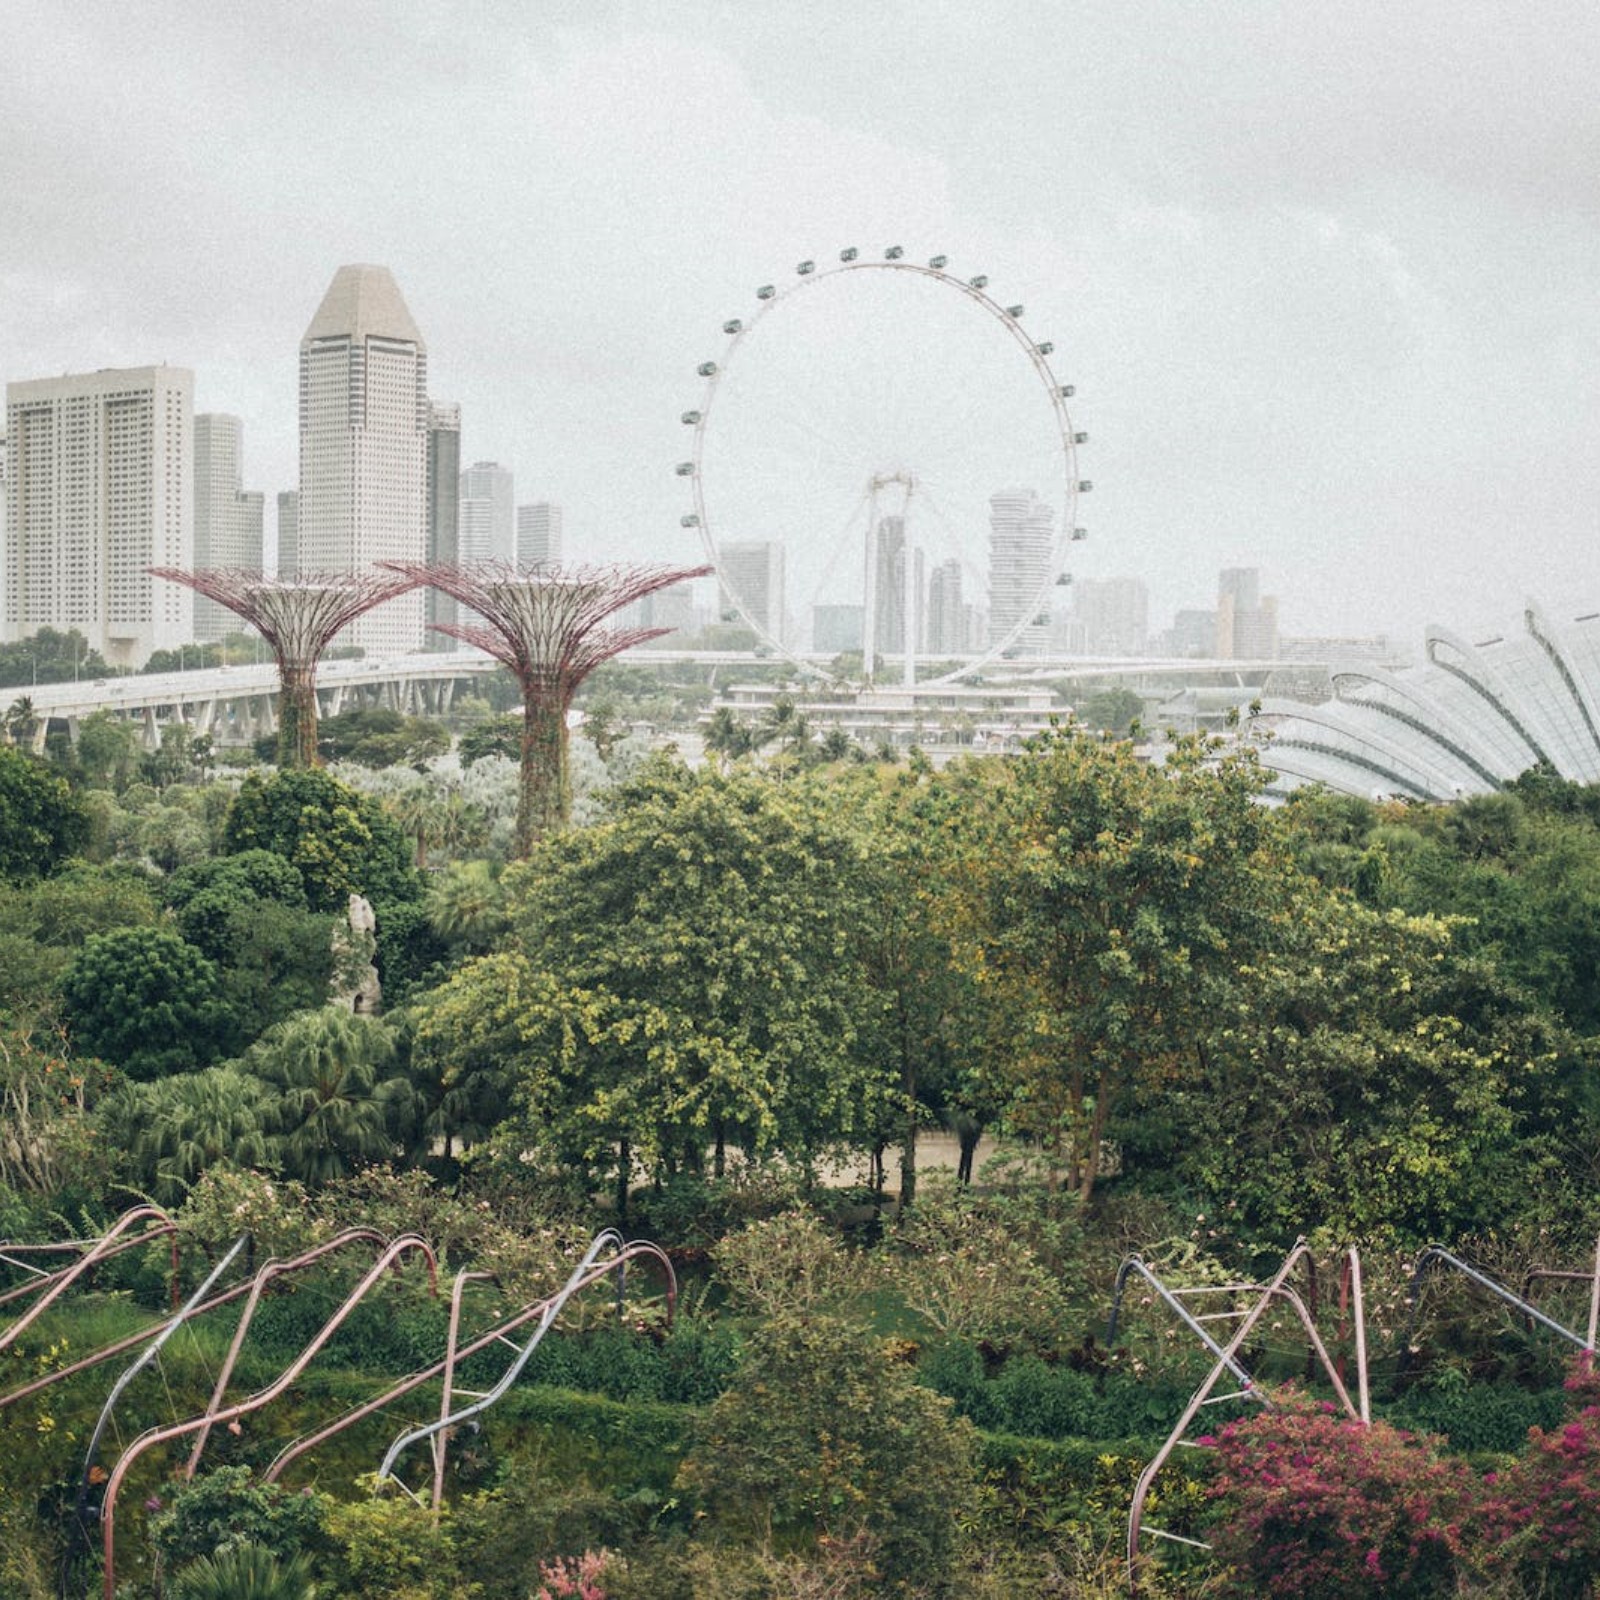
(278, 664), (321, 769)
(384, 560), (713, 855)
(146, 569), (422, 770)
(519, 691), (570, 856)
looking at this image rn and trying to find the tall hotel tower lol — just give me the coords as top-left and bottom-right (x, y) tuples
(298, 265), (428, 653)
(4, 365), (194, 667)
(987, 488), (1055, 655)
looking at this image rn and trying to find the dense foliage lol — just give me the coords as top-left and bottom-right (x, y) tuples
(8, 714), (1600, 1596)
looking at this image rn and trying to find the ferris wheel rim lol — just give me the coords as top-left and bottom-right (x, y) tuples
(682, 253), (1084, 687)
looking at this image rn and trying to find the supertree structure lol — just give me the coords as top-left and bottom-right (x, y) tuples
(382, 559), (712, 853)
(147, 568), (422, 768)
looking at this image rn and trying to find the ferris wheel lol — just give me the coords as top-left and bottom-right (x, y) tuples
(675, 247), (1091, 686)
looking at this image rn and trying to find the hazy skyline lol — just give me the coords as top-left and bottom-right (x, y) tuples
(3, 1), (1596, 646)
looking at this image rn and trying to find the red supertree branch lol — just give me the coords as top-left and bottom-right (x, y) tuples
(148, 568), (423, 767)
(381, 560), (711, 850)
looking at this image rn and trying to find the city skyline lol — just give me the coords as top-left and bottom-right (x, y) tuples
(1, 5), (1595, 648)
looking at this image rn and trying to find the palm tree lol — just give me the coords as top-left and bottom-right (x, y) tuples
(4, 696), (38, 746)
(425, 859), (508, 951)
(133, 1067), (274, 1203)
(245, 1008), (406, 1186)
(171, 1544), (317, 1600)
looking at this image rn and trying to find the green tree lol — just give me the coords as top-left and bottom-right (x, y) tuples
(126, 1065), (275, 1203)
(680, 1312), (977, 1595)
(243, 1008), (407, 1185)
(1173, 893), (1592, 1246)
(0, 745), (89, 883)
(224, 769), (419, 911)
(948, 729), (1285, 1200)
(456, 714), (521, 768)
(486, 760), (876, 1193)
(170, 1545), (318, 1600)
(75, 710), (140, 790)
(60, 926), (235, 1080)
(1078, 685), (1144, 735)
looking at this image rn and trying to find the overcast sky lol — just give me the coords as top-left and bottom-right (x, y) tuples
(3, 0), (1596, 647)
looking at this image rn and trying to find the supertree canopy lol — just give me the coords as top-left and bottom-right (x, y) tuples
(382, 559), (712, 853)
(147, 568), (422, 767)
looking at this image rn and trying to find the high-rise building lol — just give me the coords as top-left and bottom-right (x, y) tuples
(193, 414), (264, 640)
(277, 490), (299, 578)
(639, 580), (697, 642)
(298, 264), (428, 654)
(424, 402), (460, 649)
(988, 488), (1054, 655)
(1074, 576), (1149, 656)
(719, 540), (786, 642)
(4, 365), (193, 667)
(1216, 567), (1279, 658)
(516, 501), (563, 565)
(926, 559), (967, 655)
(459, 461), (515, 564)
(1162, 608), (1217, 658)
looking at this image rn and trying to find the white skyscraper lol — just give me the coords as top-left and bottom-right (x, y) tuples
(277, 490), (299, 579)
(193, 414), (264, 641)
(516, 501), (563, 565)
(719, 540), (786, 642)
(4, 365), (194, 667)
(458, 461), (515, 564)
(988, 488), (1055, 655)
(298, 265), (428, 654)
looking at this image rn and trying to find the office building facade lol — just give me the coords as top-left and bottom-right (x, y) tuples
(516, 501), (563, 566)
(193, 413), (264, 640)
(298, 265), (428, 654)
(4, 365), (194, 667)
(719, 540), (786, 642)
(424, 402), (460, 648)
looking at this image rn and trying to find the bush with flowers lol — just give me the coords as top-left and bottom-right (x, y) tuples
(1205, 1392), (1473, 1598)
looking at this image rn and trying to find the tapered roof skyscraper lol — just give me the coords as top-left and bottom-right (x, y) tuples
(298, 265), (429, 653)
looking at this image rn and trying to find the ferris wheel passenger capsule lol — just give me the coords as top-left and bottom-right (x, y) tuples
(968, 274), (988, 288)
(1035, 340), (1054, 355)
(839, 247), (858, 261)
(675, 462), (695, 477)
(1074, 432), (1089, 444)
(1072, 527), (1088, 541)
(723, 319), (743, 334)
(1078, 480), (1093, 492)
(884, 245), (904, 259)
(680, 411), (701, 425)
(928, 255), (948, 269)
(756, 284), (776, 299)
(797, 260), (815, 275)
(680, 514), (700, 528)
(1005, 304), (1025, 319)
(697, 361), (718, 377)
(1058, 384), (1075, 398)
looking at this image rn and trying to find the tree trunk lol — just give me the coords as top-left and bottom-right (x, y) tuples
(516, 690), (571, 856)
(616, 1137), (630, 1223)
(277, 668), (320, 768)
(714, 1121), (726, 1179)
(898, 1051), (918, 1209)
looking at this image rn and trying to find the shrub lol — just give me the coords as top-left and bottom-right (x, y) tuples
(1477, 1374), (1600, 1596)
(1207, 1398), (1473, 1598)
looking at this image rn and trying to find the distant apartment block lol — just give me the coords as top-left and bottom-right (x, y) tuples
(516, 501), (563, 565)
(277, 490), (299, 578)
(719, 539), (786, 643)
(1217, 566), (1279, 658)
(988, 488), (1054, 655)
(193, 414), (264, 640)
(459, 461), (514, 564)
(425, 402), (460, 648)
(4, 365), (194, 667)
